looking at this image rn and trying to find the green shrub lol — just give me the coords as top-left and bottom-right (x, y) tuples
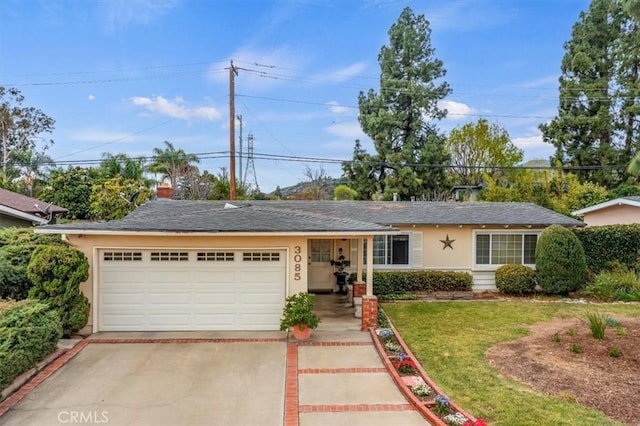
(583, 268), (640, 301)
(349, 270), (472, 294)
(536, 225), (587, 294)
(27, 246), (90, 336)
(495, 264), (536, 295)
(573, 224), (640, 274)
(0, 228), (64, 301)
(0, 300), (62, 390)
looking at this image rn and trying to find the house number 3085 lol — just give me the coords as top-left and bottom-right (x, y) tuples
(293, 246), (302, 280)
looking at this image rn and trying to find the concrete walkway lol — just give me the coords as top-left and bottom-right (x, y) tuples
(0, 294), (429, 426)
(288, 294), (428, 426)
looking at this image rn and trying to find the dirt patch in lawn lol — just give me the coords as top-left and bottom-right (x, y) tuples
(486, 314), (640, 425)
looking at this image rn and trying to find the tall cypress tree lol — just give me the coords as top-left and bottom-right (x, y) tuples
(541, 0), (640, 187)
(343, 7), (451, 200)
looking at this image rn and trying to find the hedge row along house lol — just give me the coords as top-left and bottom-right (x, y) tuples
(37, 197), (583, 333)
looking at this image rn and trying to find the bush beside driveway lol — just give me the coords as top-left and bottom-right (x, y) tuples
(0, 300), (62, 392)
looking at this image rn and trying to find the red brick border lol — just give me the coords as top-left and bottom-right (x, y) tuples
(284, 343), (299, 426)
(89, 337), (285, 344)
(296, 341), (373, 347)
(0, 340), (89, 417)
(298, 367), (386, 374)
(299, 403), (414, 413)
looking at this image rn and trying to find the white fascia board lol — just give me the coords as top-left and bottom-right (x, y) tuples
(34, 229), (400, 237)
(572, 198), (640, 216)
(0, 205), (48, 225)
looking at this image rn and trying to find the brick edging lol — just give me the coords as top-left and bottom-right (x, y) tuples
(88, 337), (286, 344)
(369, 325), (477, 425)
(284, 343), (299, 426)
(299, 403), (414, 413)
(0, 340), (89, 417)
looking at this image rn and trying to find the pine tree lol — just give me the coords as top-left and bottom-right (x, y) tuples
(541, 0), (640, 188)
(343, 7), (451, 200)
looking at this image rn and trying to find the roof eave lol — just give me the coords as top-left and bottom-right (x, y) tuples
(34, 229), (399, 237)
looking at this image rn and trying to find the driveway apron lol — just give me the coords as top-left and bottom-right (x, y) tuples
(0, 341), (286, 426)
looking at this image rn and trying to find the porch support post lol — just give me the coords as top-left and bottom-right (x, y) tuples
(366, 235), (374, 296)
(357, 238), (364, 283)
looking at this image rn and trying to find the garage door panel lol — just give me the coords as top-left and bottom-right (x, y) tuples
(99, 249), (285, 331)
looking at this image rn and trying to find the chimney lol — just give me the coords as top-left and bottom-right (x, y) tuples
(156, 183), (174, 199)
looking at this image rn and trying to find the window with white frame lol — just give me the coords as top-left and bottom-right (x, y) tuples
(475, 233), (538, 266)
(364, 234), (410, 266)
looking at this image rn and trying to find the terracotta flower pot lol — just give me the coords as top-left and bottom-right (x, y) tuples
(292, 324), (312, 340)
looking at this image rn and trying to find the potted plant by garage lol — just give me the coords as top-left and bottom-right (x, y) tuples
(280, 292), (320, 340)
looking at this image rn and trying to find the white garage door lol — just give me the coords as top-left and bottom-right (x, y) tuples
(98, 249), (286, 331)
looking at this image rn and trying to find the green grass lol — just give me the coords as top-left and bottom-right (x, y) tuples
(383, 301), (640, 426)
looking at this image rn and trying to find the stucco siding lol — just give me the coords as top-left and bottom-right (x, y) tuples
(581, 205), (640, 227)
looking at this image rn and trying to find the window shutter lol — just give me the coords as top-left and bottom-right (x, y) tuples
(411, 232), (423, 268)
(350, 239), (358, 264)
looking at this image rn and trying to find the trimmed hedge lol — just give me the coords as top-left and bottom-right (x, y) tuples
(349, 270), (473, 294)
(495, 264), (536, 295)
(0, 300), (62, 390)
(536, 224), (587, 294)
(573, 225), (640, 274)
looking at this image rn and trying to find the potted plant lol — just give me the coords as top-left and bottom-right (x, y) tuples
(279, 292), (320, 340)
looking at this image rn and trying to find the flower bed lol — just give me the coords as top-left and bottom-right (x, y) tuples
(373, 324), (483, 425)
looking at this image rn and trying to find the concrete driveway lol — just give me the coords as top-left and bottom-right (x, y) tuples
(0, 341), (286, 426)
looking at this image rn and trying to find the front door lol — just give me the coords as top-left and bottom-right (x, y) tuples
(308, 239), (334, 293)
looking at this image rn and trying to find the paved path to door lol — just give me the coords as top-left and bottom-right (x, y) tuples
(0, 330), (429, 426)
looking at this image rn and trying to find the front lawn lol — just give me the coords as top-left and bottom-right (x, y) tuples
(383, 301), (640, 426)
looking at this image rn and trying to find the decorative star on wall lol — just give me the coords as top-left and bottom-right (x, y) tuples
(440, 234), (455, 250)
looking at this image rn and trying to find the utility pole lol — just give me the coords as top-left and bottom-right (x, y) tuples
(237, 114), (243, 186)
(228, 60), (238, 200)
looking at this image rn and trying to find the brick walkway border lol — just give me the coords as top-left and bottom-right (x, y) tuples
(284, 339), (423, 425)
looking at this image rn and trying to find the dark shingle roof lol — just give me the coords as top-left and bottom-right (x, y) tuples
(0, 188), (67, 215)
(40, 199), (583, 234)
(41, 200), (394, 233)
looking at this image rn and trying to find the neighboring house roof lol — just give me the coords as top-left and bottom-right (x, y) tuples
(572, 197), (640, 216)
(38, 199), (583, 235)
(0, 188), (68, 225)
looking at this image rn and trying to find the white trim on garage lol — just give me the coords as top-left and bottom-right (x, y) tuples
(93, 246), (289, 332)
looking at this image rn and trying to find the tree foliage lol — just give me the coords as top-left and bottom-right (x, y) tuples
(0, 87), (55, 178)
(40, 167), (99, 220)
(446, 119), (523, 185)
(480, 169), (608, 215)
(99, 153), (149, 183)
(535, 224), (587, 294)
(89, 176), (152, 220)
(148, 141), (199, 189)
(343, 7), (451, 200)
(334, 184), (357, 200)
(27, 245), (90, 336)
(541, 0), (640, 188)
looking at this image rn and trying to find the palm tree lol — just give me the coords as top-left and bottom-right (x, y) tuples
(99, 153), (151, 186)
(10, 149), (54, 197)
(148, 141), (199, 188)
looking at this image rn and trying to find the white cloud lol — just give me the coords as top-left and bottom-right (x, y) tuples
(208, 46), (307, 92)
(325, 122), (365, 139)
(130, 96), (221, 121)
(102, 0), (181, 30)
(313, 62), (368, 84)
(513, 135), (546, 149)
(426, 0), (515, 32)
(88, 94), (95, 101)
(438, 100), (475, 119)
(327, 101), (351, 115)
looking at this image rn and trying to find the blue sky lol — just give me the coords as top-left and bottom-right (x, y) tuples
(0, 0), (589, 193)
